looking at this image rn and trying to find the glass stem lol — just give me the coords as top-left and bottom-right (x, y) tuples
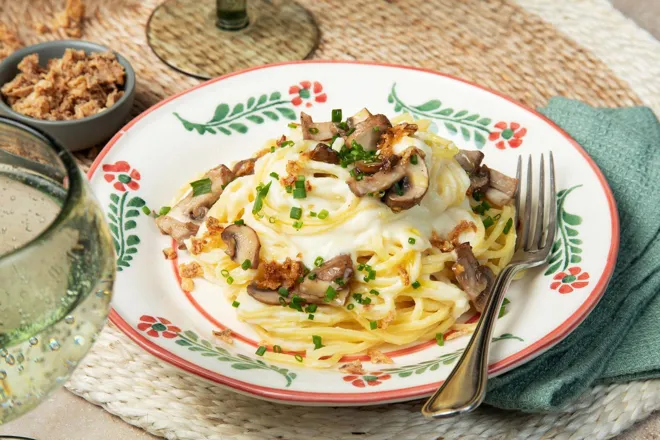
(216, 0), (249, 30)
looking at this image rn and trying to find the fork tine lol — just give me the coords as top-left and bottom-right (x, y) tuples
(544, 152), (557, 251)
(522, 155), (533, 250)
(533, 154), (545, 249)
(514, 156), (522, 250)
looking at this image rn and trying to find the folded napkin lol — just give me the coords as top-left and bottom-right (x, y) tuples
(485, 97), (660, 411)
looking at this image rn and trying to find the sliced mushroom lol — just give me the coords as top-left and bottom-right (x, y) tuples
(354, 160), (384, 174)
(297, 255), (354, 305)
(221, 224), (261, 269)
(232, 158), (256, 178)
(468, 164), (490, 195)
(487, 168), (518, 203)
(454, 149), (484, 174)
(346, 108), (373, 128)
(155, 215), (200, 243)
(345, 114), (392, 151)
(452, 243), (495, 312)
(383, 148), (429, 212)
(309, 143), (340, 164)
(300, 112), (338, 141)
(177, 165), (234, 220)
(347, 161), (407, 197)
(246, 282), (281, 305)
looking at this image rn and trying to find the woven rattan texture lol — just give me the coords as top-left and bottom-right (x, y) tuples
(0, 0), (643, 169)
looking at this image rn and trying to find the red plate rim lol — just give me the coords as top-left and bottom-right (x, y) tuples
(88, 60), (619, 405)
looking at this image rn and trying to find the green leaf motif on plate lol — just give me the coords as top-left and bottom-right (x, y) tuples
(545, 185), (584, 275)
(173, 88), (296, 136)
(107, 192), (148, 272)
(172, 330), (297, 387)
(387, 83), (494, 149)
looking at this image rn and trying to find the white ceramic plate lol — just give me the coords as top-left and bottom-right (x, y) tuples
(88, 61), (618, 405)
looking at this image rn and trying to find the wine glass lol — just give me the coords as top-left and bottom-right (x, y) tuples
(0, 117), (115, 424)
(146, 0), (319, 79)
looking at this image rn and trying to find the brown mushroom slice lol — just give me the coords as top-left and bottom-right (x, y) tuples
(155, 215), (200, 243)
(354, 160), (384, 174)
(452, 243), (495, 312)
(346, 108), (373, 128)
(309, 143), (340, 164)
(221, 224), (261, 269)
(345, 114), (392, 151)
(232, 158), (256, 178)
(468, 164), (490, 195)
(383, 148), (429, 212)
(300, 112), (338, 141)
(177, 165), (235, 220)
(347, 162), (407, 197)
(297, 255), (354, 305)
(454, 149), (484, 174)
(489, 168), (518, 197)
(246, 282), (281, 305)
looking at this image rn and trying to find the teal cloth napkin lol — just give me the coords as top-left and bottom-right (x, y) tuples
(484, 97), (660, 411)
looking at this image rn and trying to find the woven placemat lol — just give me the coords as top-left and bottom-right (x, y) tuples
(3, 0), (660, 438)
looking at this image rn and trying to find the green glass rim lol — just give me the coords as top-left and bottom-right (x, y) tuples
(0, 115), (82, 262)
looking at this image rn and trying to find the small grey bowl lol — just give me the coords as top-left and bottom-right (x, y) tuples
(0, 40), (135, 152)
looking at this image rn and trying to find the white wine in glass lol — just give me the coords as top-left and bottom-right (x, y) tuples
(0, 118), (115, 423)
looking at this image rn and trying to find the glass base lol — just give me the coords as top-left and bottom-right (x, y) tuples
(146, 0), (319, 79)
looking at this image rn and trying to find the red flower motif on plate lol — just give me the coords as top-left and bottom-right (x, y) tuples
(102, 160), (141, 192)
(550, 267), (590, 294)
(489, 121), (527, 149)
(137, 315), (181, 338)
(342, 371), (392, 388)
(289, 80), (327, 108)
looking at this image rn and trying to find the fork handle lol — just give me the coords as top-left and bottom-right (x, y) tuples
(421, 265), (520, 418)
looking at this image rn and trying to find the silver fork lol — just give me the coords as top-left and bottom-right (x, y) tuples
(421, 153), (557, 418)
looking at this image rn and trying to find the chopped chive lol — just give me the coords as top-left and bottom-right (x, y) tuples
(473, 191), (483, 201)
(308, 314), (315, 320)
(285, 185), (293, 193)
(307, 272), (317, 280)
(368, 269), (376, 280)
(408, 237), (416, 244)
(494, 213), (502, 221)
(234, 219), (245, 225)
(483, 216), (494, 229)
(269, 216), (276, 224)
(295, 354), (303, 362)
(347, 303), (355, 310)
(190, 178), (212, 197)
(318, 209), (329, 220)
(241, 259), (252, 270)
(314, 256), (324, 267)
(292, 220), (303, 230)
(503, 218), (513, 234)
(332, 109), (342, 123)
(252, 181), (272, 214)
(290, 206), (303, 220)
(142, 206), (151, 215)
(337, 121), (349, 131)
(288, 122), (298, 129)
(221, 269), (229, 277)
(334, 277), (345, 286)
(347, 127), (356, 136)
(370, 289), (380, 296)
(369, 321), (377, 330)
(436, 333), (444, 346)
(363, 276), (370, 282)
(357, 264), (365, 271)
(410, 154), (418, 165)
(278, 287), (290, 297)
(309, 211), (317, 217)
(273, 345), (282, 353)
(293, 187), (307, 199)
(159, 206), (171, 216)
(312, 335), (323, 349)
(394, 181), (404, 196)
(362, 296), (372, 305)
(227, 276), (234, 285)
(412, 280), (421, 289)
(499, 297), (510, 318)
(308, 127), (319, 134)
(270, 146), (276, 153)
(482, 201), (491, 211)
(255, 346), (267, 356)
(305, 304), (318, 313)
(352, 293), (363, 303)
(232, 300), (240, 308)
(324, 285), (337, 302)
(280, 140), (295, 148)
(270, 172), (279, 179)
